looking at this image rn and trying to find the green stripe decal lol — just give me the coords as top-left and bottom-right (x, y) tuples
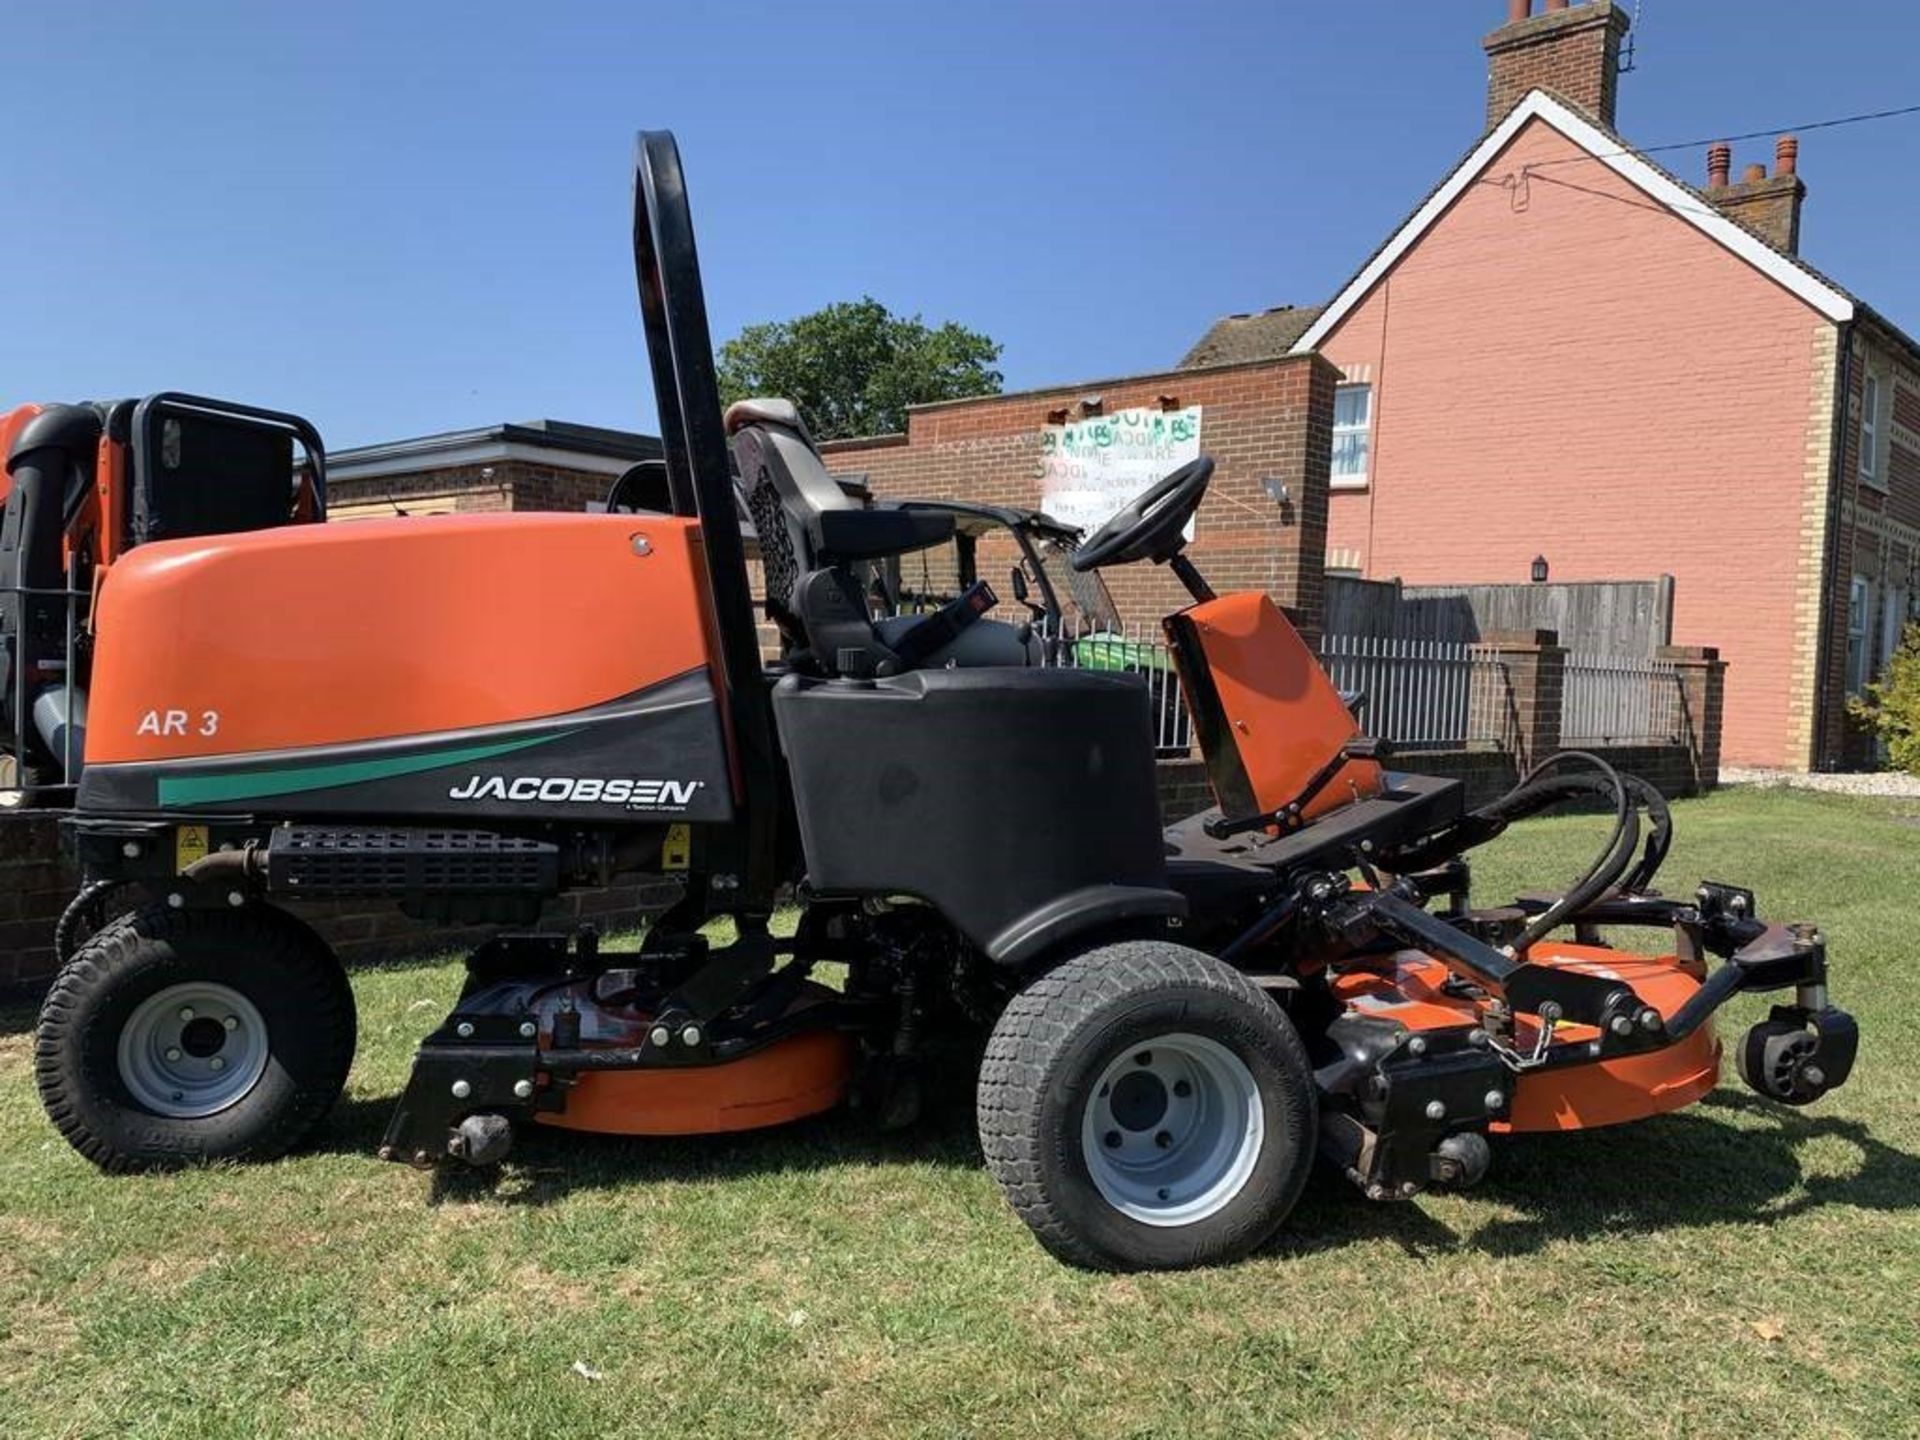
(155, 731), (569, 806)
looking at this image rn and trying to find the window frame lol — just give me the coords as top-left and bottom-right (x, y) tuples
(1883, 583), (1910, 674)
(1846, 574), (1874, 696)
(1860, 372), (1887, 492)
(1330, 383), (1373, 492)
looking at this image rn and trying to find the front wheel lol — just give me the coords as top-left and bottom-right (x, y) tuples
(977, 941), (1317, 1270)
(35, 902), (357, 1171)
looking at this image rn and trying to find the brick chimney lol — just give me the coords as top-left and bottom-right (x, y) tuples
(1704, 135), (1807, 254)
(1484, 1), (1633, 132)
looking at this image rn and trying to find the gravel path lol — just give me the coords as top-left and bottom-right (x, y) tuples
(1720, 766), (1920, 797)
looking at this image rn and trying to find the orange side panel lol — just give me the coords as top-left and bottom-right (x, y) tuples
(0, 404), (43, 506)
(535, 1029), (854, 1136)
(86, 512), (721, 763)
(1182, 591), (1383, 821)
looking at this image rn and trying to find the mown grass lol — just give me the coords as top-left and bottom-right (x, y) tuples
(1, 785), (1917, 1438)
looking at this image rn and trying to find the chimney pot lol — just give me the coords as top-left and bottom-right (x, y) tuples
(1506, 0), (1531, 20)
(1742, 162), (1767, 183)
(1775, 134), (1799, 177)
(1707, 142), (1731, 189)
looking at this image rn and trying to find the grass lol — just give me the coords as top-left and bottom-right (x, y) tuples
(2, 785), (1918, 1438)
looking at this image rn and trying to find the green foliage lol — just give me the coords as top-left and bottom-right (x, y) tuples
(715, 296), (1002, 441)
(1848, 621), (1920, 773)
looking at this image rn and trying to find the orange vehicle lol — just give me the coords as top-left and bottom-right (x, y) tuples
(30, 133), (1858, 1271)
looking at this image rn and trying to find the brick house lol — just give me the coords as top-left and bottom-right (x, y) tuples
(1182, 0), (1920, 770)
(325, 418), (659, 520)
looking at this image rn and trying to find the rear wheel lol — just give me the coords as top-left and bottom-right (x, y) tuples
(978, 941), (1316, 1270)
(35, 902), (356, 1171)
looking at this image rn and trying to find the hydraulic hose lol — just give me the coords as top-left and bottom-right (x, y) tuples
(1500, 750), (1636, 955)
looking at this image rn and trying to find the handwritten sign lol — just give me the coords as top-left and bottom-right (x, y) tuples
(1037, 405), (1202, 538)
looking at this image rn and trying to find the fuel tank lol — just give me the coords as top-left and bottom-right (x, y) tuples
(77, 512), (736, 823)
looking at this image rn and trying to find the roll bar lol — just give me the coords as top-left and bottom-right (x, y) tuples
(631, 130), (781, 907)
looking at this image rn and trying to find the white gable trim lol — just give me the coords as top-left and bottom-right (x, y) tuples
(1290, 90), (1852, 355)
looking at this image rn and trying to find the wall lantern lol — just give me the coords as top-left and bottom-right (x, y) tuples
(1531, 555), (1550, 584)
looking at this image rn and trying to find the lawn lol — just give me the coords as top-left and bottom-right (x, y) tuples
(1, 785), (1917, 1438)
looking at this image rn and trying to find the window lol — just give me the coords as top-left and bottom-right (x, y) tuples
(1846, 575), (1873, 696)
(1860, 373), (1885, 489)
(1884, 584), (1911, 674)
(1332, 384), (1372, 489)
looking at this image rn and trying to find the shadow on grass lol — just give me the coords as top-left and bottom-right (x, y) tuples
(313, 1043), (990, 1204)
(1270, 1090), (1920, 1261)
(318, 1051), (1920, 1256)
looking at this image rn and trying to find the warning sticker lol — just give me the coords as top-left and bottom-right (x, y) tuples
(175, 824), (210, 874)
(661, 823), (692, 872)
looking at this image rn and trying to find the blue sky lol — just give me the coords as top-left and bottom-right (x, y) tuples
(3, 1), (1916, 448)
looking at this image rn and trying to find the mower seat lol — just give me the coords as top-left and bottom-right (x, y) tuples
(726, 398), (1031, 675)
(725, 400), (951, 570)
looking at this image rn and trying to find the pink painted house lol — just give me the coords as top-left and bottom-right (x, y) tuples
(1184, 0), (1920, 769)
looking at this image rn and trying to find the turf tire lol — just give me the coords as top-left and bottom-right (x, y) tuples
(36, 901), (356, 1171)
(977, 940), (1316, 1271)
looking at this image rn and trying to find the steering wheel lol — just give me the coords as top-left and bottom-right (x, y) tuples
(1070, 457), (1214, 572)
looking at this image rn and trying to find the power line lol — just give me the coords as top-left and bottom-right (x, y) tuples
(1525, 101), (1920, 171)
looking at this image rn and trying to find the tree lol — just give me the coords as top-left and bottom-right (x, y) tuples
(716, 297), (1002, 441)
(1849, 621), (1920, 774)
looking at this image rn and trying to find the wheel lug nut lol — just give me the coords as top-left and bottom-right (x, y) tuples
(178, 1007), (195, 1022)
(209, 1056), (226, 1072)
(1154, 1130), (1172, 1149)
(1172, 1080), (1192, 1098)
(165, 1047), (182, 1062)
(1104, 1130), (1122, 1149)
(223, 1016), (239, 1031)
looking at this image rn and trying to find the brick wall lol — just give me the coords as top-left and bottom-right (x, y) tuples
(822, 354), (1339, 634)
(0, 818), (69, 987)
(1819, 327), (1920, 767)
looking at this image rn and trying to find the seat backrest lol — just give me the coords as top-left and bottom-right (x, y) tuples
(726, 398), (848, 625)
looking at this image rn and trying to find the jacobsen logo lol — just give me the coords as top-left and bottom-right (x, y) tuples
(446, 776), (704, 809)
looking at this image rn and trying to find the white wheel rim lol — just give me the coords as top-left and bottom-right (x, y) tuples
(116, 982), (270, 1118)
(1079, 1031), (1264, 1227)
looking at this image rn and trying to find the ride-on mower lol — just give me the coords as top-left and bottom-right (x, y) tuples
(28, 134), (1857, 1270)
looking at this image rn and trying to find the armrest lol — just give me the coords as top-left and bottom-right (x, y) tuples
(813, 506), (953, 563)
